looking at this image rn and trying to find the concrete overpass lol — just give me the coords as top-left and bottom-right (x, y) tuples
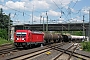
(13, 23), (89, 31)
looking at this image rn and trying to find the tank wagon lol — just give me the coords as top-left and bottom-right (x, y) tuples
(44, 33), (53, 43)
(70, 35), (86, 42)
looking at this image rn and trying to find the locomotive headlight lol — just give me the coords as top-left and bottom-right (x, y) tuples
(17, 38), (19, 40)
(22, 38), (24, 40)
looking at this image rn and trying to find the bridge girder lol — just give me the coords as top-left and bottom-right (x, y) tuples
(13, 23), (89, 31)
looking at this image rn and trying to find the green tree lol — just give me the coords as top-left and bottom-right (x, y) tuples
(0, 8), (3, 28)
(0, 8), (13, 39)
(0, 8), (13, 29)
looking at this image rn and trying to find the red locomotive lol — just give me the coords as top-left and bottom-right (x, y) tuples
(14, 30), (44, 48)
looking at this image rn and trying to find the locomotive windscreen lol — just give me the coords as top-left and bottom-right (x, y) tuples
(16, 32), (27, 37)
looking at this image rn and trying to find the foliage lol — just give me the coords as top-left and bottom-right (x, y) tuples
(0, 29), (8, 39)
(54, 31), (83, 36)
(81, 42), (90, 52)
(0, 37), (13, 45)
(0, 8), (13, 40)
(70, 31), (83, 36)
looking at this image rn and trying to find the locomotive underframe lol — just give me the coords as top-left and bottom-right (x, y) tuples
(14, 42), (44, 48)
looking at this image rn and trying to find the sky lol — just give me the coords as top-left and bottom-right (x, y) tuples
(0, 0), (90, 25)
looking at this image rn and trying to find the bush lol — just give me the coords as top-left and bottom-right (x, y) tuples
(0, 29), (8, 39)
(0, 37), (13, 45)
(81, 42), (90, 52)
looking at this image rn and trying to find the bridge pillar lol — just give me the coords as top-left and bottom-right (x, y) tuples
(85, 29), (88, 36)
(85, 28), (90, 41)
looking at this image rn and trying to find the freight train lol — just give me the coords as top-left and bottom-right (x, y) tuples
(14, 30), (86, 48)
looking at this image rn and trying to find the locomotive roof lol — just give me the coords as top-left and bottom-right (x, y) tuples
(16, 30), (44, 34)
(31, 31), (43, 34)
(16, 30), (31, 32)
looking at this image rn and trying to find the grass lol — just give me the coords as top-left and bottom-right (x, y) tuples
(81, 41), (90, 52)
(0, 37), (13, 46)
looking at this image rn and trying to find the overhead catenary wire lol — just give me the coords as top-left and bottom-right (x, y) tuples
(72, 0), (78, 8)
(65, 0), (79, 18)
(65, 0), (79, 20)
(0, 3), (48, 18)
(52, 0), (73, 23)
(0, 4), (31, 17)
(0, 3), (32, 24)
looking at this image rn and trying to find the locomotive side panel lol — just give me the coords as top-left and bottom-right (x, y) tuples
(31, 32), (44, 43)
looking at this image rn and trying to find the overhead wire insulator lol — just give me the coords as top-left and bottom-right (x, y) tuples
(23, 12), (24, 16)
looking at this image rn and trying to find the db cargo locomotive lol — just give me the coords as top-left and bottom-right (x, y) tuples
(14, 30), (62, 48)
(14, 30), (44, 48)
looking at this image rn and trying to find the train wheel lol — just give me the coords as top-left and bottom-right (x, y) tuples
(48, 40), (51, 43)
(14, 45), (19, 49)
(45, 40), (49, 44)
(23, 45), (28, 49)
(29, 44), (31, 48)
(57, 39), (60, 43)
(54, 40), (56, 43)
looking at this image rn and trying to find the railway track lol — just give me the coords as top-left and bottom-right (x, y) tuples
(52, 43), (90, 60)
(0, 43), (12, 47)
(0, 44), (13, 50)
(6, 42), (66, 60)
(1, 42), (90, 60)
(52, 43), (77, 60)
(0, 44), (22, 57)
(0, 47), (19, 56)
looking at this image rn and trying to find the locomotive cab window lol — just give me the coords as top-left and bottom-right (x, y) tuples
(16, 32), (27, 37)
